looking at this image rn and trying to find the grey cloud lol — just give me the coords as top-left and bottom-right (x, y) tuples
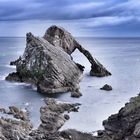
(0, 0), (139, 21)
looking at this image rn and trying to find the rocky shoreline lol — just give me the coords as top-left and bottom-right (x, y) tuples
(1, 94), (140, 139)
(3, 26), (140, 140)
(0, 98), (81, 140)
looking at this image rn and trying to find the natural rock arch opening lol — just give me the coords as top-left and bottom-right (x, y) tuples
(6, 25), (111, 97)
(44, 25), (111, 77)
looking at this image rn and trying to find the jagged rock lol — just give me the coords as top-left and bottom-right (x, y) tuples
(10, 56), (22, 66)
(31, 98), (80, 139)
(100, 84), (112, 91)
(1, 94), (140, 140)
(5, 72), (21, 82)
(6, 32), (83, 96)
(2, 94), (140, 140)
(44, 25), (111, 77)
(101, 95), (140, 139)
(38, 98), (80, 133)
(0, 117), (33, 140)
(0, 98), (80, 140)
(8, 106), (29, 121)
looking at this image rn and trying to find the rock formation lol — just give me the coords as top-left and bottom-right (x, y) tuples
(0, 98), (80, 140)
(6, 25), (111, 96)
(6, 32), (83, 96)
(101, 94), (140, 140)
(1, 94), (140, 139)
(60, 94), (140, 140)
(44, 25), (111, 77)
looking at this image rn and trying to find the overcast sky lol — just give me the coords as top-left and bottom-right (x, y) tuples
(0, 0), (140, 37)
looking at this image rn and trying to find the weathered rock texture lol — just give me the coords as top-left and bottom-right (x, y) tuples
(61, 94), (140, 140)
(44, 25), (111, 77)
(6, 32), (83, 96)
(1, 95), (140, 139)
(6, 25), (111, 96)
(0, 98), (80, 140)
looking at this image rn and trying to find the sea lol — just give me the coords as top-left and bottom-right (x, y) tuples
(0, 37), (140, 132)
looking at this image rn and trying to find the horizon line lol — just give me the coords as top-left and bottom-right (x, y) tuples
(1, 36), (140, 38)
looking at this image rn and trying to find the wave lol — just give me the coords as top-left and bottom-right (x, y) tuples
(0, 75), (6, 81)
(5, 65), (16, 69)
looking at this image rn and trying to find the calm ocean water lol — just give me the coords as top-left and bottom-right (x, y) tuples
(0, 37), (140, 132)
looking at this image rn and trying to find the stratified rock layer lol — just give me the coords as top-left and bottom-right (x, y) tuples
(44, 25), (111, 77)
(6, 32), (83, 95)
(6, 25), (111, 96)
(100, 84), (112, 91)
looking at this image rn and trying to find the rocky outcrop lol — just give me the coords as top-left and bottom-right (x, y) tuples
(59, 94), (140, 140)
(1, 95), (140, 139)
(6, 26), (112, 97)
(6, 25), (111, 96)
(31, 98), (80, 139)
(44, 25), (111, 77)
(100, 84), (112, 91)
(6, 32), (83, 96)
(101, 95), (140, 140)
(0, 98), (80, 140)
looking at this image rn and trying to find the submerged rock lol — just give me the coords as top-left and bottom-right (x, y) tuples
(100, 84), (112, 91)
(44, 25), (111, 77)
(5, 72), (21, 82)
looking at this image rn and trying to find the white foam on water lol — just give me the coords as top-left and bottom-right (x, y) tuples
(12, 82), (29, 86)
(5, 65), (16, 69)
(0, 75), (6, 81)
(31, 85), (37, 91)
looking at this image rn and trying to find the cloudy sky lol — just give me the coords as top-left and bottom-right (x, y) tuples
(0, 0), (140, 37)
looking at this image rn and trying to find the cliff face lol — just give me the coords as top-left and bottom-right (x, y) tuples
(6, 32), (83, 96)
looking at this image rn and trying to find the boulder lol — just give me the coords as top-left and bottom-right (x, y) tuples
(100, 84), (112, 91)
